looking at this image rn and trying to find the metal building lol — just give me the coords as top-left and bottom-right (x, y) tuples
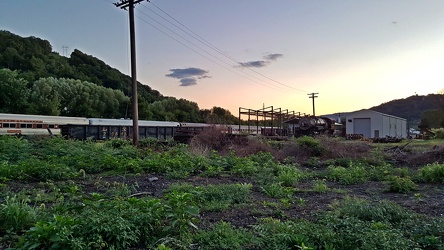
(345, 109), (407, 139)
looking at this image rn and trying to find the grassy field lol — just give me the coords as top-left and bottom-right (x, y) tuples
(0, 134), (443, 249)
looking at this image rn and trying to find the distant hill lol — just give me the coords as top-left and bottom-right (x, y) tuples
(370, 94), (444, 127)
(323, 94), (444, 128)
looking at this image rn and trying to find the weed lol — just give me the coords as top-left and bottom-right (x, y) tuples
(386, 176), (417, 193)
(261, 182), (294, 198)
(0, 195), (38, 233)
(164, 191), (199, 236)
(312, 179), (329, 193)
(193, 221), (261, 250)
(419, 162), (444, 183)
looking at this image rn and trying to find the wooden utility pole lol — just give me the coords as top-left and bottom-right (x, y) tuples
(114, 0), (146, 146)
(308, 93), (319, 116)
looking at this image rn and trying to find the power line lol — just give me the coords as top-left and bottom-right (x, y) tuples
(134, 12), (288, 92)
(139, 2), (309, 93)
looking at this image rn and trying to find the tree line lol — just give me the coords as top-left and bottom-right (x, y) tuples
(0, 30), (238, 123)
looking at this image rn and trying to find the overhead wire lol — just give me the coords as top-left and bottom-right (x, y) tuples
(135, 9), (290, 92)
(147, 2), (309, 93)
(137, 1), (309, 93)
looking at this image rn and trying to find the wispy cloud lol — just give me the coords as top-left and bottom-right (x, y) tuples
(264, 53), (283, 61)
(166, 67), (211, 86)
(237, 53), (284, 68)
(238, 60), (268, 68)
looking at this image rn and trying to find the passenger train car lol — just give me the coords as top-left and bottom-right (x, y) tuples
(0, 113), (89, 136)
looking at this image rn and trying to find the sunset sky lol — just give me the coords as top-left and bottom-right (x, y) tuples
(1, 0), (444, 116)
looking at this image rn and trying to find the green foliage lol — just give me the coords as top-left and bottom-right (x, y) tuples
(311, 179), (329, 193)
(0, 195), (38, 233)
(164, 191), (199, 236)
(330, 197), (412, 225)
(327, 163), (369, 185)
(296, 136), (324, 157)
(432, 128), (444, 139)
(276, 165), (306, 187)
(260, 182), (294, 198)
(194, 221), (261, 250)
(167, 183), (252, 212)
(252, 218), (318, 250)
(0, 136), (31, 163)
(0, 69), (30, 113)
(386, 176), (417, 193)
(419, 162), (444, 183)
(17, 215), (79, 250)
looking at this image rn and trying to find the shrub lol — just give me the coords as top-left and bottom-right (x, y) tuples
(386, 176), (417, 193)
(330, 197), (412, 224)
(0, 136), (31, 163)
(318, 136), (372, 159)
(419, 162), (444, 183)
(194, 221), (261, 250)
(432, 128), (444, 139)
(260, 182), (294, 198)
(0, 195), (38, 233)
(327, 162), (369, 185)
(296, 136), (324, 157)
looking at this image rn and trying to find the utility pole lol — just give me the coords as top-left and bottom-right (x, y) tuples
(114, 0), (146, 146)
(308, 93), (319, 116)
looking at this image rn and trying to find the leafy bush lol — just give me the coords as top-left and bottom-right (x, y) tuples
(296, 136), (324, 157)
(330, 197), (412, 225)
(194, 221), (261, 250)
(0, 158), (75, 181)
(104, 138), (132, 149)
(0, 195), (38, 233)
(419, 162), (444, 183)
(17, 215), (80, 250)
(386, 176), (417, 193)
(432, 128), (444, 139)
(167, 183), (252, 212)
(327, 162), (369, 185)
(260, 182), (294, 198)
(0, 136), (31, 163)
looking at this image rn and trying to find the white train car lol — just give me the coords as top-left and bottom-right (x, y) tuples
(0, 113), (89, 136)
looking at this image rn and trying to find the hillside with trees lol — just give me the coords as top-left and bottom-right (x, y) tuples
(0, 30), (238, 123)
(370, 94), (444, 128)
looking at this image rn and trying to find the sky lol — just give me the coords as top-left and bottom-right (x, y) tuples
(1, 0), (444, 116)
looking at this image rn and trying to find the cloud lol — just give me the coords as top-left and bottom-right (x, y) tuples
(237, 53), (283, 68)
(166, 67), (210, 86)
(179, 78), (197, 86)
(264, 53), (283, 61)
(238, 60), (269, 68)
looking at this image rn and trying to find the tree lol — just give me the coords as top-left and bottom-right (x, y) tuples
(0, 69), (30, 113)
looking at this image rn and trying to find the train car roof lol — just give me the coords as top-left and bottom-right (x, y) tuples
(88, 118), (180, 127)
(179, 122), (211, 127)
(0, 113), (89, 125)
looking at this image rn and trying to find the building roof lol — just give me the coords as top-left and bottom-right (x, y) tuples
(345, 109), (407, 121)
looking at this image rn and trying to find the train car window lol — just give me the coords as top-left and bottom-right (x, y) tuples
(20, 124), (33, 128)
(4, 123), (17, 128)
(36, 124), (43, 128)
(48, 125), (55, 129)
